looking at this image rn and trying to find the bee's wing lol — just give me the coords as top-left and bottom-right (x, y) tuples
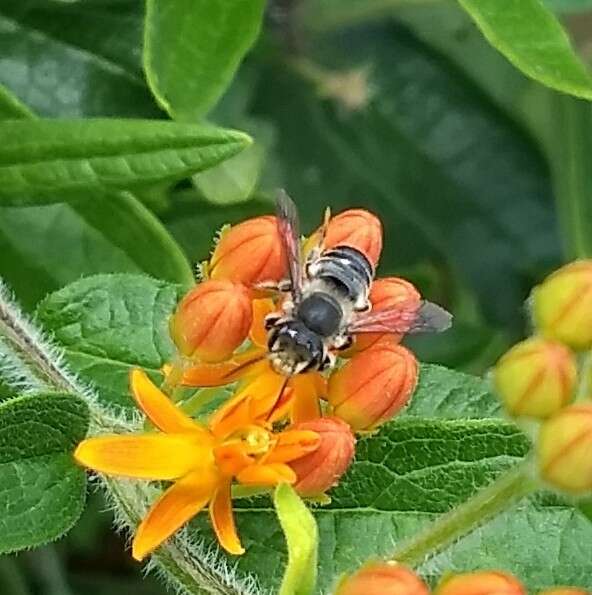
(276, 189), (303, 303)
(348, 300), (452, 335)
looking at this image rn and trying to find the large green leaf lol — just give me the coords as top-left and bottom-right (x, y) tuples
(36, 274), (182, 410)
(0, 393), (89, 553)
(253, 23), (561, 328)
(144, 0), (266, 121)
(0, 192), (194, 310)
(457, 0), (592, 100)
(0, 119), (250, 201)
(0, 0), (156, 118)
(218, 419), (591, 592)
(0, 87), (195, 304)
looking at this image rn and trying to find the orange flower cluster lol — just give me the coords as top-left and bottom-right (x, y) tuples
(493, 260), (592, 495)
(75, 206), (424, 561)
(335, 565), (588, 595)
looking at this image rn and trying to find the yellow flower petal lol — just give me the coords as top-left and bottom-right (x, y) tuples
(180, 348), (265, 387)
(74, 434), (210, 480)
(289, 373), (325, 423)
(236, 463), (296, 486)
(262, 430), (320, 464)
(132, 467), (219, 561)
(213, 441), (255, 476)
(209, 478), (244, 555)
(210, 365), (288, 437)
(130, 369), (206, 435)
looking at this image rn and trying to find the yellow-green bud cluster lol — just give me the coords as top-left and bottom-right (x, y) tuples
(493, 260), (592, 496)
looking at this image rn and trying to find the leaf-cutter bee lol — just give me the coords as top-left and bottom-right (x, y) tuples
(264, 190), (452, 376)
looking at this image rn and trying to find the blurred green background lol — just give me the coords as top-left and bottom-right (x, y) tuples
(1, 0), (591, 592)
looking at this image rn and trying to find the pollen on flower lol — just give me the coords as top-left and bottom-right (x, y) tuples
(208, 215), (288, 285)
(170, 279), (253, 362)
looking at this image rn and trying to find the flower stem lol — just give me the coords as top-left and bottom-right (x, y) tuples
(391, 460), (538, 567)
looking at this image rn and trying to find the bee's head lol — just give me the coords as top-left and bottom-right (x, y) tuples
(267, 320), (325, 376)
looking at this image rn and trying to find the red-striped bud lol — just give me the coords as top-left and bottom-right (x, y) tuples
(435, 570), (525, 595)
(538, 404), (592, 494)
(336, 562), (429, 595)
(328, 343), (418, 431)
(209, 216), (287, 285)
(170, 280), (252, 362)
(288, 417), (355, 496)
(532, 260), (592, 350)
(324, 209), (383, 267)
(493, 337), (577, 419)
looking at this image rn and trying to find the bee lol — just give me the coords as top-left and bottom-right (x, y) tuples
(264, 190), (452, 376)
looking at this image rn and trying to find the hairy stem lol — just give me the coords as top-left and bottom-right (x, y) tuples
(391, 460), (538, 567)
(0, 281), (259, 595)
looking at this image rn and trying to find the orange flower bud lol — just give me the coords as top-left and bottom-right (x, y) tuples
(537, 404), (592, 494)
(336, 562), (429, 595)
(328, 343), (418, 431)
(435, 570), (525, 595)
(170, 280), (252, 362)
(532, 260), (592, 350)
(288, 417), (355, 496)
(539, 589), (590, 595)
(354, 277), (421, 352)
(324, 209), (383, 267)
(493, 337), (577, 419)
(209, 216), (287, 285)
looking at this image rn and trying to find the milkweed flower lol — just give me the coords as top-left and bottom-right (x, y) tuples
(328, 342), (419, 431)
(208, 215), (287, 285)
(288, 417), (355, 496)
(323, 208), (383, 267)
(335, 562), (428, 595)
(434, 570), (525, 595)
(532, 260), (592, 350)
(170, 279), (253, 362)
(537, 403), (592, 494)
(74, 369), (319, 559)
(493, 337), (577, 419)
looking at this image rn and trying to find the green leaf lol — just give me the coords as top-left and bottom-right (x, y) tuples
(544, 0), (592, 11)
(0, 119), (251, 201)
(0, 0), (157, 118)
(36, 274), (182, 409)
(144, 0), (266, 120)
(0, 392), (89, 553)
(0, 84), (33, 120)
(274, 484), (318, 595)
(221, 419), (592, 593)
(457, 0), (592, 100)
(0, 192), (194, 310)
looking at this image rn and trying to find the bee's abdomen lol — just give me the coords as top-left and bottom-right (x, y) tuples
(311, 245), (374, 304)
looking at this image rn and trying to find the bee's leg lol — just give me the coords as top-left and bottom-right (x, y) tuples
(304, 206), (332, 270)
(333, 334), (353, 351)
(254, 279), (292, 294)
(319, 350), (336, 371)
(264, 312), (282, 330)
